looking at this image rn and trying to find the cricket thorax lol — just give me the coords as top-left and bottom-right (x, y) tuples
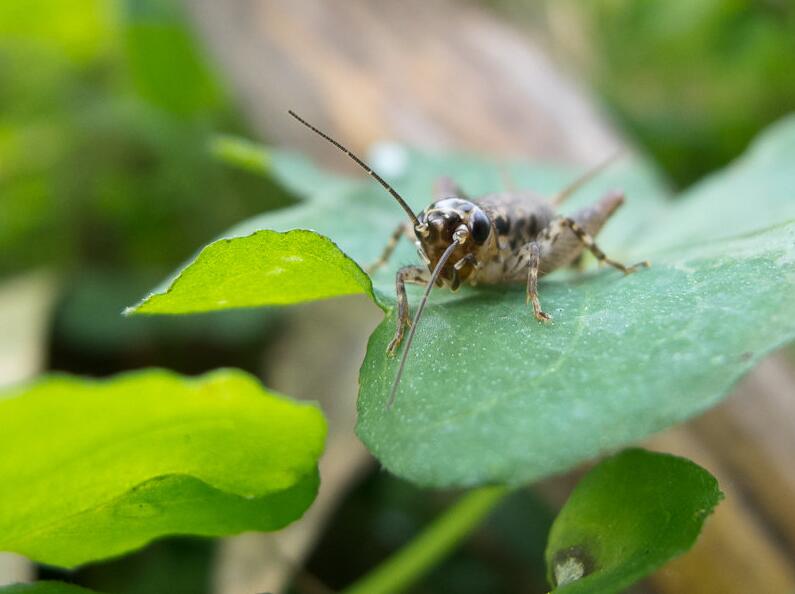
(415, 193), (557, 288)
(471, 192), (555, 284)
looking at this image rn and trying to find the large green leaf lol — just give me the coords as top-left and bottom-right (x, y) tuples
(358, 117), (795, 487)
(545, 449), (722, 593)
(131, 116), (795, 487)
(0, 369), (325, 567)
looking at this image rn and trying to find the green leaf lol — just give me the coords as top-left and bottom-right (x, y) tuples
(0, 369), (326, 567)
(127, 229), (374, 314)
(357, 117), (795, 487)
(0, 583), (101, 594)
(121, 0), (220, 116)
(134, 116), (795, 488)
(545, 449), (722, 593)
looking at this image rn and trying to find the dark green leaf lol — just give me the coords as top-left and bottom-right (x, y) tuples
(545, 449), (722, 593)
(357, 117), (795, 487)
(0, 369), (325, 567)
(121, 0), (220, 115)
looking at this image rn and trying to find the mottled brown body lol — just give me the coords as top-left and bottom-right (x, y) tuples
(288, 109), (648, 407)
(372, 178), (645, 356)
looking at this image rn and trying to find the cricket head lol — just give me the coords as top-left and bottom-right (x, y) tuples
(415, 198), (492, 287)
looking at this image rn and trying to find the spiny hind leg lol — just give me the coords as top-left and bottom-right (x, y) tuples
(559, 218), (650, 274)
(388, 265), (429, 356)
(523, 242), (551, 322)
(366, 222), (410, 275)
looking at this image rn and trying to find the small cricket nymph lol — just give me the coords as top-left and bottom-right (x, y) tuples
(289, 111), (649, 408)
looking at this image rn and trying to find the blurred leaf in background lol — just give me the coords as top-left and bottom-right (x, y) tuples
(0, 0), (293, 276)
(487, 0), (795, 186)
(0, 0), (296, 360)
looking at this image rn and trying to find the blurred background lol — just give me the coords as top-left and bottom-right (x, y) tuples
(1, 1), (794, 593)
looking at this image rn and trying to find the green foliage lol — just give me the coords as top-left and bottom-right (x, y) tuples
(140, 116), (795, 489)
(128, 230), (372, 314)
(0, 583), (101, 594)
(121, 0), (220, 116)
(0, 0), (287, 275)
(554, 0), (795, 185)
(545, 449), (722, 593)
(0, 369), (325, 567)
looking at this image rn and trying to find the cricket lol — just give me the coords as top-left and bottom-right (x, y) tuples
(288, 110), (650, 408)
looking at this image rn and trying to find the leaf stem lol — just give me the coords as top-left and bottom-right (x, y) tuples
(341, 485), (509, 594)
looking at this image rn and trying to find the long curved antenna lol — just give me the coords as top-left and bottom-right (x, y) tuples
(288, 110), (419, 227)
(386, 239), (461, 409)
(551, 151), (622, 207)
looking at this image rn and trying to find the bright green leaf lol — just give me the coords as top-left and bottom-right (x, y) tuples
(127, 229), (374, 314)
(0, 369), (326, 567)
(545, 449), (722, 593)
(0, 582), (101, 594)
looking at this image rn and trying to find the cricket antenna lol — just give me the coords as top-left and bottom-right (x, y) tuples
(288, 110), (419, 226)
(386, 238), (461, 409)
(551, 151), (622, 207)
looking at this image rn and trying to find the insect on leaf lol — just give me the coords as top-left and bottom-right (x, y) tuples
(130, 116), (795, 488)
(545, 449), (722, 594)
(0, 369), (326, 568)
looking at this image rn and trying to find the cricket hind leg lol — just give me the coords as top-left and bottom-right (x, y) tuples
(559, 217), (650, 274)
(387, 265), (429, 356)
(366, 222), (410, 275)
(538, 189), (647, 273)
(525, 242), (551, 322)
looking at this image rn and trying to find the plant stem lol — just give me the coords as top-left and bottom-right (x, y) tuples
(342, 485), (509, 594)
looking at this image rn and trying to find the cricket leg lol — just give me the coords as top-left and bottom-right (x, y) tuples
(524, 242), (551, 322)
(387, 265), (429, 356)
(366, 222), (410, 275)
(560, 217), (650, 274)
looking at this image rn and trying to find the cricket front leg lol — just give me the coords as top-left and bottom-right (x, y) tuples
(524, 242), (551, 322)
(387, 265), (429, 356)
(366, 222), (410, 275)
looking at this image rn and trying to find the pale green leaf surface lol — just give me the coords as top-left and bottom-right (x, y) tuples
(545, 449), (722, 594)
(358, 118), (795, 487)
(0, 369), (326, 567)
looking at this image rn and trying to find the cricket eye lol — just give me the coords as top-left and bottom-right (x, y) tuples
(470, 209), (491, 244)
